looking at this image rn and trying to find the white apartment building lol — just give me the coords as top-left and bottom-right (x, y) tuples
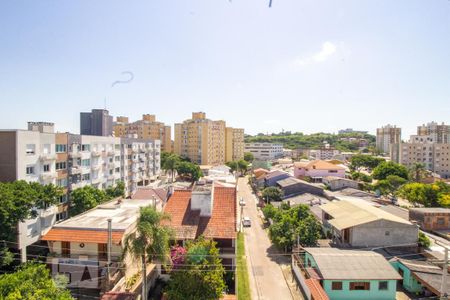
(376, 124), (401, 154)
(308, 147), (340, 160)
(244, 143), (284, 161)
(0, 123), (161, 262)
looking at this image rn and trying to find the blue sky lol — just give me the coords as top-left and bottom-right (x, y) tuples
(1, 0), (449, 137)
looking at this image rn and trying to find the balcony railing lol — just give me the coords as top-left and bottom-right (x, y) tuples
(40, 172), (57, 180)
(40, 153), (56, 161)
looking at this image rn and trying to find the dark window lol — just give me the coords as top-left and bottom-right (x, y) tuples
(349, 282), (370, 290)
(332, 281), (342, 290)
(378, 281), (388, 290)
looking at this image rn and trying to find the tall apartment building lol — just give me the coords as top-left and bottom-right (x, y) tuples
(0, 122), (161, 261)
(226, 127), (245, 162)
(80, 109), (113, 136)
(376, 124), (401, 154)
(391, 122), (450, 179)
(174, 112), (243, 165)
(113, 114), (172, 152)
(244, 143), (284, 161)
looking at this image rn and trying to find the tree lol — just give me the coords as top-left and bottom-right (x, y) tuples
(162, 154), (181, 182)
(351, 172), (372, 183)
(166, 238), (226, 300)
(262, 187), (284, 202)
(374, 175), (407, 196)
(176, 161), (203, 182)
(372, 161), (409, 180)
(225, 161), (238, 173)
(105, 181), (125, 199)
(350, 154), (385, 172)
(243, 152), (254, 163)
(398, 182), (450, 207)
(237, 159), (249, 174)
(123, 207), (172, 300)
(0, 263), (73, 299)
(70, 185), (108, 216)
(418, 232), (430, 248)
(409, 163), (427, 182)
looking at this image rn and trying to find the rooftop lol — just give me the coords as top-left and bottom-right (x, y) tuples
(131, 187), (167, 202)
(320, 199), (412, 230)
(294, 160), (345, 171)
(304, 248), (402, 280)
(265, 170), (290, 180)
(409, 207), (450, 214)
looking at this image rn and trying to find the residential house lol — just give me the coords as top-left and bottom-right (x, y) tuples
(42, 198), (157, 295)
(322, 176), (359, 191)
(276, 177), (324, 198)
(409, 208), (450, 231)
(390, 258), (450, 298)
(320, 199), (418, 247)
(294, 160), (345, 182)
(163, 181), (237, 270)
(293, 248), (401, 300)
(264, 170), (291, 187)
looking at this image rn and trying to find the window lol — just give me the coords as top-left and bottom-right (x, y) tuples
(332, 281), (342, 290)
(59, 195), (68, 204)
(56, 178), (67, 187)
(56, 211), (67, 222)
(378, 281), (388, 290)
(350, 282), (370, 290)
(26, 166), (35, 175)
(55, 144), (67, 153)
(82, 173), (90, 181)
(81, 144), (90, 151)
(43, 164), (50, 172)
(437, 217), (445, 225)
(26, 144), (35, 155)
(81, 159), (90, 167)
(56, 161), (66, 170)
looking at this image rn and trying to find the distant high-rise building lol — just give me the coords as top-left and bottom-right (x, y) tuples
(80, 109), (113, 136)
(376, 124), (401, 154)
(416, 122), (450, 144)
(113, 114), (172, 152)
(174, 112), (243, 165)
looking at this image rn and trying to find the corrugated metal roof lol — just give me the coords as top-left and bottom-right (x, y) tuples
(320, 199), (412, 230)
(305, 248), (402, 280)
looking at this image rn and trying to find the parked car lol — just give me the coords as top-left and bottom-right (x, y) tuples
(239, 197), (246, 206)
(242, 217), (251, 227)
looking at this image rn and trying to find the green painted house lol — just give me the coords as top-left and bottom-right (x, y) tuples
(303, 248), (401, 300)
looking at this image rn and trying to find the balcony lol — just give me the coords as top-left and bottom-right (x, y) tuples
(71, 181), (84, 189)
(70, 166), (82, 174)
(40, 172), (57, 181)
(107, 150), (115, 156)
(91, 150), (101, 157)
(69, 151), (82, 158)
(40, 153), (56, 161)
(91, 164), (101, 171)
(91, 177), (102, 184)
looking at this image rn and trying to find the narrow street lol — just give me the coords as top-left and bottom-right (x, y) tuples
(237, 177), (295, 300)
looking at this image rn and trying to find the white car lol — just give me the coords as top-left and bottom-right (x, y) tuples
(239, 197), (246, 206)
(242, 217), (251, 227)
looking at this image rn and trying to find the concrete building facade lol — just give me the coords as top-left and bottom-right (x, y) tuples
(225, 127), (244, 162)
(113, 114), (172, 152)
(244, 142), (283, 161)
(376, 124), (401, 154)
(80, 109), (113, 137)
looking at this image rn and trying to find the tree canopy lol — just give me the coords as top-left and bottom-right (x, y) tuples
(372, 161), (409, 180)
(262, 187), (284, 202)
(0, 263), (73, 300)
(176, 161), (203, 182)
(350, 154), (385, 171)
(166, 238), (226, 300)
(373, 175), (407, 196)
(397, 182), (450, 207)
(243, 152), (254, 163)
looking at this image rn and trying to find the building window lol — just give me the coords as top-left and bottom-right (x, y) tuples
(56, 211), (67, 222)
(82, 173), (90, 181)
(350, 282), (370, 290)
(43, 164), (50, 172)
(378, 281), (388, 290)
(56, 161), (67, 170)
(26, 144), (36, 155)
(81, 159), (90, 167)
(332, 281), (343, 290)
(56, 178), (67, 187)
(55, 144), (67, 153)
(26, 166), (35, 175)
(437, 218), (445, 225)
(59, 195), (68, 204)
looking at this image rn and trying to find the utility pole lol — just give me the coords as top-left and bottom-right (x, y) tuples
(106, 218), (112, 291)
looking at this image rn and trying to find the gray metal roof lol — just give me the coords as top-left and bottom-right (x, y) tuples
(409, 207), (450, 214)
(304, 248), (402, 280)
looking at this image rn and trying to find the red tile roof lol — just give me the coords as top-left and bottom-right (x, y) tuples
(42, 228), (124, 245)
(305, 278), (329, 300)
(132, 187), (167, 201)
(163, 186), (237, 240)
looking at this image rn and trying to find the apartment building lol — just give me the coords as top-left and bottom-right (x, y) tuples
(417, 122), (450, 144)
(0, 122), (161, 261)
(309, 147), (341, 160)
(80, 109), (113, 137)
(113, 114), (172, 152)
(244, 142), (283, 161)
(174, 112), (243, 165)
(225, 127), (244, 162)
(376, 124), (401, 154)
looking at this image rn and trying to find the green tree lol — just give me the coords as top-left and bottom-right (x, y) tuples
(374, 175), (407, 196)
(351, 172), (372, 183)
(398, 182), (450, 207)
(237, 159), (249, 174)
(0, 263), (73, 299)
(176, 161), (203, 182)
(350, 154), (385, 172)
(105, 181), (125, 199)
(123, 207), (172, 300)
(70, 185), (107, 216)
(262, 187), (284, 202)
(162, 154), (181, 182)
(166, 238), (226, 300)
(409, 163), (427, 182)
(372, 161), (409, 180)
(243, 152), (254, 163)
(225, 161), (238, 173)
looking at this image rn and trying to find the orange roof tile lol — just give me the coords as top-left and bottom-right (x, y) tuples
(42, 228), (124, 245)
(305, 278), (329, 300)
(295, 160), (345, 171)
(163, 187), (237, 240)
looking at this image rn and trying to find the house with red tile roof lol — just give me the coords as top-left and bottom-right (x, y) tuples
(163, 181), (238, 269)
(294, 160), (346, 182)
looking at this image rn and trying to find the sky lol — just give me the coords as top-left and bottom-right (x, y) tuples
(0, 0), (449, 138)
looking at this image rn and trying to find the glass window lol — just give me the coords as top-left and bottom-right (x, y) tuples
(26, 144), (35, 155)
(82, 173), (90, 181)
(26, 166), (35, 175)
(56, 161), (67, 170)
(350, 282), (370, 290)
(81, 159), (90, 167)
(56, 178), (67, 187)
(332, 282), (342, 290)
(55, 144), (67, 153)
(43, 164), (50, 172)
(378, 281), (388, 290)
(81, 144), (90, 151)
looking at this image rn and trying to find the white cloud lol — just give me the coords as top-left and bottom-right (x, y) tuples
(293, 42), (337, 67)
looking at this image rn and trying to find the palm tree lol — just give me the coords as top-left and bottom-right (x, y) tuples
(123, 207), (172, 300)
(410, 162), (427, 182)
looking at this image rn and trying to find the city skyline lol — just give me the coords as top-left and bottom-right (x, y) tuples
(1, 0), (449, 137)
